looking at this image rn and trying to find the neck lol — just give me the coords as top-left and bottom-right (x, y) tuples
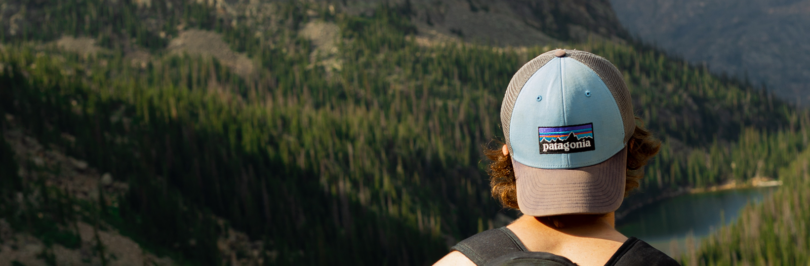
(506, 212), (629, 265)
(520, 212), (617, 236)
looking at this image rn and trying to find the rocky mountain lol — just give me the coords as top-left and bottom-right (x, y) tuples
(610, 0), (810, 106)
(336, 0), (631, 46)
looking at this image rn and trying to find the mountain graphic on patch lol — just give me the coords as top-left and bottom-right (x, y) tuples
(538, 123), (595, 154)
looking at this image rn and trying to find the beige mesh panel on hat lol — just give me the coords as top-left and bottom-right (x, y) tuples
(500, 49), (636, 151)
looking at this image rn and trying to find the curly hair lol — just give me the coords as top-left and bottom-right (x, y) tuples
(485, 117), (661, 211)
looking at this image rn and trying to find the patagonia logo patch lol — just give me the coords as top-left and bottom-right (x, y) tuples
(538, 123), (595, 154)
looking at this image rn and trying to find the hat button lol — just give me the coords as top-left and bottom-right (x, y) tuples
(555, 49), (566, 57)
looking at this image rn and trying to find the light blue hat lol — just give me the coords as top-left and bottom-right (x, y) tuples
(501, 49), (636, 217)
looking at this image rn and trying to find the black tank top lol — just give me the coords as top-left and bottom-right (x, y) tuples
(451, 227), (681, 266)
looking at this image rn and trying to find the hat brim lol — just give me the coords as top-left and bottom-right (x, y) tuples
(513, 148), (627, 217)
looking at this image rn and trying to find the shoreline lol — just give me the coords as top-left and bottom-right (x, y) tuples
(615, 177), (781, 222)
(687, 176), (781, 193)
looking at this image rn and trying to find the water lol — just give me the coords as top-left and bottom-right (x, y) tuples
(616, 187), (775, 257)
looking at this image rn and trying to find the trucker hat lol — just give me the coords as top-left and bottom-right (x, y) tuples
(500, 49), (635, 217)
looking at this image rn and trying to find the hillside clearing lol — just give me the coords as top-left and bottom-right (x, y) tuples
(167, 29), (255, 78)
(54, 36), (103, 57)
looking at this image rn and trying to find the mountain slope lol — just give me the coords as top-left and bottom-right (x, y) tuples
(0, 0), (807, 265)
(0, 0), (630, 48)
(610, 0), (810, 105)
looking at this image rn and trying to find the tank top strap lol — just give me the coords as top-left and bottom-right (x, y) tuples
(497, 227), (529, 251)
(451, 227), (528, 265)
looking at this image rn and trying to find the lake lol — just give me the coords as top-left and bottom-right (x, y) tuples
(616, 187), (776, 258)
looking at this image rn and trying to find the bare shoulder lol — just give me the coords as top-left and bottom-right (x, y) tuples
(433, 250), (476, 266)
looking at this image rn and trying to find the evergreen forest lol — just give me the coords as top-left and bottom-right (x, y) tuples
(0, 0), (808, 265)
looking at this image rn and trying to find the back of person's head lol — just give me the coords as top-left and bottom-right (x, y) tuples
(487, 49), (660, 226)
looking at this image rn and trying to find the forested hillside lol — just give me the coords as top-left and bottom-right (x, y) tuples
(0, 0), (808, 265)
(679, 138), (810, 265)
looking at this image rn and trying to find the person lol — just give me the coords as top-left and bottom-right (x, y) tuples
(434, 49), (679, 266)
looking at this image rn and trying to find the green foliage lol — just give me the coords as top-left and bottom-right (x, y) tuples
(4, 174), (83, 249)
(0, 136), (82, 251)
(0, 0), (225, 52)
(0, 112), (23, 196)
(37, 248), (58, 266)
(0, 108), (23, 223)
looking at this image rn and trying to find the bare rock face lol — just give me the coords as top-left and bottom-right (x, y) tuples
(332, 0), (630, 47)
(501, 0), (631, 41)
(101, 173), (113, 186)
(70, 157), (88, 171)
(300, 21), (343, 72)
(54, 36), (104, 57)
(166, 29), (256, 78)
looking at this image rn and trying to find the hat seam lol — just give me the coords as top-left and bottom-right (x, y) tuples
(559, 57), (570, 167)
(567, 51), (635, 144)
